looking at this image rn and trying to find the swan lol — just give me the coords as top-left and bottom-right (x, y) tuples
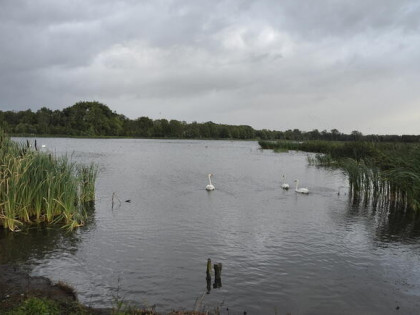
(281, 175), (289, 190)
(294, 179), (309, 194)
(206, 174), (215, 191)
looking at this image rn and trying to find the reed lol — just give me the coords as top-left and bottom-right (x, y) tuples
(0, 131), (98, 231)
(260, 139), (420, 213)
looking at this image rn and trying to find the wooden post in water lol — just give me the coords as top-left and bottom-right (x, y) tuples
(206, 258), (212, 294)
(213, 263), (222, 288)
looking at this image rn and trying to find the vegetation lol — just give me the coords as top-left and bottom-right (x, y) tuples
(1, 101), (420, 142)
(259, 140), (420, 212)
(4, 296), (218, 315)
(6, 297), (60, 315)
(0, 131), (97, 231)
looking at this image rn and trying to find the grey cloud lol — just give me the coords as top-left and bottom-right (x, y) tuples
(1, 0), (420, 134)
(268, 0), (420, 39)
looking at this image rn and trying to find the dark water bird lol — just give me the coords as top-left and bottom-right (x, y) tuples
(337, 186), (347, 196)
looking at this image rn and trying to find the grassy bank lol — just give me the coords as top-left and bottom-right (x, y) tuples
(1, 265), (218, 315)
(259, 140), (420, 212)
(4, 296), (212, 315)
(0, 131), (97, 231)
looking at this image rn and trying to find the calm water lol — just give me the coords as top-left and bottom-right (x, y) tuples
(2, 138), (420, 314)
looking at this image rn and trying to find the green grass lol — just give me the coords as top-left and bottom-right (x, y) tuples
(6, 297), (60, 315)
(0, 131), (98, 231)
(5, 296), (211, 314)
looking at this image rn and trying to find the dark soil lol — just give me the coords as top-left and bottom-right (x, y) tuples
(0, 264), (210, 314)
(0, 264), (109, 314)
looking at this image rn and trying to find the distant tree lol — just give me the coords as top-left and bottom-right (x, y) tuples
(219, 126), (231, 138)
(256, 129), (267, 140)
(15, 122), (36, 134)
(331, 129), (341, 141)
(60, 101), (125, 136)
(3, 101), (418, 142)
(184, 122), (200, 138)
(351, 130), (363, 141)
(292, 129), (303, 141)
(35, 107), (53, 134)
(308, 129), (321, 140)
(17, 109), (36, 125)
(238, 125), (255, 139)
(132, 116), (153, 137)
(168, 120), (184, 138)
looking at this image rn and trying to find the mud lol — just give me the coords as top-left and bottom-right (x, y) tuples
(0, 264), (109, 313)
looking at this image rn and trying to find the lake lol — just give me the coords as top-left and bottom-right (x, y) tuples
(2, 138), (420, 314)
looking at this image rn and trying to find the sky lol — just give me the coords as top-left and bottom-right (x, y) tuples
(1, 0), (419, 135)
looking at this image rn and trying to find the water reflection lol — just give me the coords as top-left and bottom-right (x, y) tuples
(1, 227), (76, 265)
(377, 209), (420, 243)
(0, 203), (96, 265)
(342, 194), (420, 243)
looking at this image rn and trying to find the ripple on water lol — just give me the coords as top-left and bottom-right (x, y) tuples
(5, 138), (420, 314)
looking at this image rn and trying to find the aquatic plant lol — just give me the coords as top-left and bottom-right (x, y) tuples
(260, 139), (420, 213)
(0, 131), (98, 231)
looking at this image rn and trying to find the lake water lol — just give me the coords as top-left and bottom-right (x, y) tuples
(2, 138), (420, 314)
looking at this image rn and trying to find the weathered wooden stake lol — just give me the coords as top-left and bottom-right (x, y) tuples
(206, 258), (212, 293)
(206, 258), (212, 277)
(213, 263), (222, 288)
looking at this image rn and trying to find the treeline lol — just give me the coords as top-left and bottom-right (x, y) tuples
(0, 101), (419, 142)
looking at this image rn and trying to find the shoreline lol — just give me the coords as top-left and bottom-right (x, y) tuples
(0, 264), (110, 314)
(0, 264), (213, 314)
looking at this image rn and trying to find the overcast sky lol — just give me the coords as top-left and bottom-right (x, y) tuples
(1, 0), (419, 135)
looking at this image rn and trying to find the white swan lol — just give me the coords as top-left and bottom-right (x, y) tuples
(206, 174), (215, 191)
(281, 175), (289, 190)
(294, 179), (309, 194)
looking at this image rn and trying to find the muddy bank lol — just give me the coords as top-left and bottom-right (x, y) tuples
(0, 265), (211, 314)
(0, 264), (109, 314)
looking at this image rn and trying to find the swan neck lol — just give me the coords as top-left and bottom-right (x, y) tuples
(208, 174), (212, 185)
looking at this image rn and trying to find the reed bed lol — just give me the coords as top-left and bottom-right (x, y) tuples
(260, 140), (420, 213)
(0, 132), (97, 231)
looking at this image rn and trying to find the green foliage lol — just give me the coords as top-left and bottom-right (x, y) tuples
(2, 101), (419, 142)
(0, 131), (98, 231)
(6, 297), (60, 315)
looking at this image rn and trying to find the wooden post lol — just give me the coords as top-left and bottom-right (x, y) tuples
(213, 263), (222, 288)
(206, 258), (212, 277)
(206, 258), (211, 294)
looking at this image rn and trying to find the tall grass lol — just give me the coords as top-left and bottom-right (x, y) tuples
(260, 140), (420, 213)
(0, 132), (98, 231)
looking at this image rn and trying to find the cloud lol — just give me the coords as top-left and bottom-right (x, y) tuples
(1, 0), (419, 134)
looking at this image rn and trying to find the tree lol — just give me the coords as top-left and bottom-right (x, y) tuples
(351, 130), (363, 141)
(36, 107), (53, 134)
(169, 120), (184, 138)
(308, 129), (321, 140)
(331, 129), (341, 141)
